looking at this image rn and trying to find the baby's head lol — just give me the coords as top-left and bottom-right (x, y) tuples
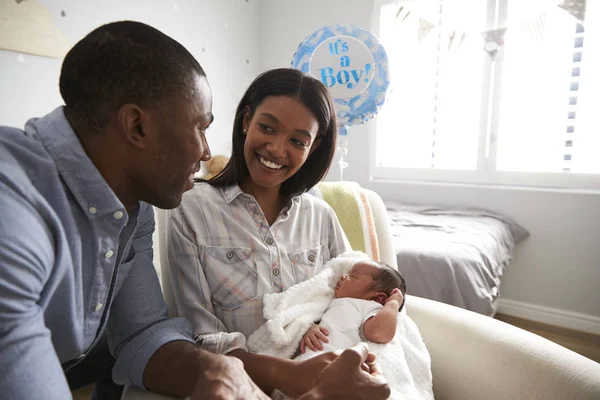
(334, 260), (407, 311)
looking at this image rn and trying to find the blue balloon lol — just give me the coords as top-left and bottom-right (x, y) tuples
(291, 24), (391, 135)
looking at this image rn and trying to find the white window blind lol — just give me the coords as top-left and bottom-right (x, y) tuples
(374, 0), (600, 189)
(376, 0), (487, 172)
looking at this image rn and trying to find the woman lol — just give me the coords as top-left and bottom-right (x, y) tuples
(167, 68), (352, 397)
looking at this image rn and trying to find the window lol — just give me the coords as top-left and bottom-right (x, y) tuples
(373, 0), (600, 189)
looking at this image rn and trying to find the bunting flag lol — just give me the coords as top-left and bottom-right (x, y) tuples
(482, 28), (507, 56)
(418, 17), (436, 41)
(558, 0), (586, 22)
(393, 0), (585, 53)
(482, 27), (507, 45)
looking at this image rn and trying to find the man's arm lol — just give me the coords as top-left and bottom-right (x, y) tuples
(142, 341), (207, 395)
(143, 340), (268, 399)
(108, 204), (198, 390)
(298, 343), (391, 400)
(230, 349), (340, 398)
(0, 181), (71, 399)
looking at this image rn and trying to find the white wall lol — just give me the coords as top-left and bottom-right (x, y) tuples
(259, 0), (600, 328)
(0, 0), (261, 157)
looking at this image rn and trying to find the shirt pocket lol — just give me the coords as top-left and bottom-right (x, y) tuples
(111, 247), (137, 297)
(289, 245), (323, 284)
(201, 246), (258, 311)
(112, 257), (136, 296)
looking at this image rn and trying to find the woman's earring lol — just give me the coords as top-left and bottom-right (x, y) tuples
(243, 127), (247, 135)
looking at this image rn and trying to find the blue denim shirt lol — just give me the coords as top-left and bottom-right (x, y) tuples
(0, 107), (194, 399)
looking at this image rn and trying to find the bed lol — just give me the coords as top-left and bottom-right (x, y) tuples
(385, 202), (529, 316)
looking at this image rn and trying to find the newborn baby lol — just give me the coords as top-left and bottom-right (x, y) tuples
(296, 259), (406, 360)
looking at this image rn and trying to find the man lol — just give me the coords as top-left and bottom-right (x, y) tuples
(0, 21), (390, 400)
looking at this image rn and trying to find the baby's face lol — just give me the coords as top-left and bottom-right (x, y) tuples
(334, 261), (380, 299)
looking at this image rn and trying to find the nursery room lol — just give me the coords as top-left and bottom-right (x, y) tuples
(1, 0), (599, 399)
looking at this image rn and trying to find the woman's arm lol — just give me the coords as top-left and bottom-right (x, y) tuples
(167, 203), (340, 397)
(168, 206), (283, 395)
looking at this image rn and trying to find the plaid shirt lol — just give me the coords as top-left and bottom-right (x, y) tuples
(166, 183), (350, 340)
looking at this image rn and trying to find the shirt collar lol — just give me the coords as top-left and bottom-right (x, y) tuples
(219, 184), (302, 216)
(30, 107), (126, 219)
(220, 185), (246, 204)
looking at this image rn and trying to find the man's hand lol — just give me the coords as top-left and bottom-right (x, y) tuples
(298, 343), (391, 400)
(385, 288), (404, 309)
(278, 351), (337, 397)
(191, 351), (269, 400)
(300, 324), (330, 353)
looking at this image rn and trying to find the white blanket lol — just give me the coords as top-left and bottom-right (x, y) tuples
(247, 252), (434, 400)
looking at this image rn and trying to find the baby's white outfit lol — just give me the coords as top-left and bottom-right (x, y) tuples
(294, 296), (382, 361)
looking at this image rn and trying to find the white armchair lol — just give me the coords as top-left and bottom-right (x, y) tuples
(124, 186), (600, 400)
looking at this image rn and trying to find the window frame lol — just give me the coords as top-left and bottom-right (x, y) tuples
(370, 0), (600, 191)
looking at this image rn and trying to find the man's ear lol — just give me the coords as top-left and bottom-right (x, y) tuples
(118, 104), (149, 149)
(369, 292), (388, 306)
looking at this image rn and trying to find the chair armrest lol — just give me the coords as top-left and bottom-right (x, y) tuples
(362, 188), (397, 269)
(406, 295), (600, 400)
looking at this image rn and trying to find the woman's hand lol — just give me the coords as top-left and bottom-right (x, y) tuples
(300, 324), (330, 353)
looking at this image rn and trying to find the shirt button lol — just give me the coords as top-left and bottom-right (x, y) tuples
(226, 251), (234, 259)
(273, 268), (280, 276)
(104, 250), (114, 259)
(266, 238), (274, 245)
(88, 207), (97, 215)
(113, 210), (124, 220)
(308, 255), (315, 262)
(95, 303), (103, 312)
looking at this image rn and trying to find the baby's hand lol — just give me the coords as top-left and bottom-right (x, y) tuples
(300, 324), (330, 354)
(385, 288), (404, 309)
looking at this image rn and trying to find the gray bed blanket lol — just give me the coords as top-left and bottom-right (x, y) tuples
(385, 202), (529, 315)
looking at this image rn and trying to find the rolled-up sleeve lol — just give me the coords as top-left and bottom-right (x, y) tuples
(0, 181), (71, 399)
(109, 205), (195, 389)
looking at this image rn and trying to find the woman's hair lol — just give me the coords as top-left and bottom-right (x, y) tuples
(203, 68), (338, 198)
